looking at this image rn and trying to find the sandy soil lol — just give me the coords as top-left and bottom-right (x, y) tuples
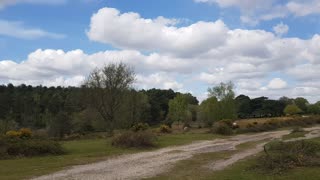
(33, 127), (320, 180)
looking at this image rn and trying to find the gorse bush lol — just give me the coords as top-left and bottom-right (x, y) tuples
(19, 128), (32, 139)
(5, 128), (32, 139)
(5, 130), (22, 138)
(131, 123), (149, 132)
(256, 140), (320, 173)
(157, 125), (172, 133)
(112, 131), (156, 148)
(0, 137), (65, 159)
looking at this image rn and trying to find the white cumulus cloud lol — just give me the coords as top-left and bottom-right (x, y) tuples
(273, 22), (289, 36)
(267, 78), (288, 89)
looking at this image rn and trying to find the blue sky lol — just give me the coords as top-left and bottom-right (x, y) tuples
(0, 0), (320, 102)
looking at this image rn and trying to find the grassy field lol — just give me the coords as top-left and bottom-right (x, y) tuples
(0, 130), (219, 180)
(149, 137), (320, 180)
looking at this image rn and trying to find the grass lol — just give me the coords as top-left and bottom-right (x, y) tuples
(0, 130), (219, 180)
(282, 131), (308, 140)
(149, 137), (320, 180)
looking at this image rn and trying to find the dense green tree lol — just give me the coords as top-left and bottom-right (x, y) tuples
(198, 97), (218, 126)
(307, 104), (320, 114)
(284, 104), (302, 115)
(235, 95), (251, 118)
(84, 63), (135, 133)
(208, 82), (235, 100)
(167, 94), (191, 126)
(143, 88), (177, 125)
(294, 97), (309, 112)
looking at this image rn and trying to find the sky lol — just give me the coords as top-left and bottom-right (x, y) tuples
(0, 0), (320, 102)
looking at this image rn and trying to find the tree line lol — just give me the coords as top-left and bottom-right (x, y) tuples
(0, 63), (319, 137)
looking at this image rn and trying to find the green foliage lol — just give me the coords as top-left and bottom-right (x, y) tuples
(48, 111), (72, 138)
(143, 89), (178, 125)
(308, 104), (320, 114)
(116, 90), (151, 129)
(199, 82), (237, 125)
(84, 63), (136, 133)
(208, 81), (235, 100)
(235, 95), (286, 119)
(167, 94), (191, 125)
(257, 140), (320, 173)
(294, 97), (309, 112)
(131, 123), (149, 132)
(284, 104), (302, 115)
(157, 124), (172, 133)
(111, 131), (156, 148)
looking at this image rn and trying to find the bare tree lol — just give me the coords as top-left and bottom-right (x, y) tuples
(84, 63), (135, 133)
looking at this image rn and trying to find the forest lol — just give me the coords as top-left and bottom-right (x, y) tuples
(0, 63), (319, 138)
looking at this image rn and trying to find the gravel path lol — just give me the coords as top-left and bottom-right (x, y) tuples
(33, 127), (320, 180)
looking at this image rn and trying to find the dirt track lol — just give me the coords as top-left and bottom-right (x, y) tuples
(33, 127), (320, 180)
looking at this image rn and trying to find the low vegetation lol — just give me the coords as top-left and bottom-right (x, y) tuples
(157, 124), (172, 134)
(111, 131), (156, 148)
(211, 122), (233, 135)
(255, 140), (320, 174)
(0, 129), (65, 159)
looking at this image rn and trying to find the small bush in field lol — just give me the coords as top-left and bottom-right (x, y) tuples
(5, 128), (32, 139)
(211, 123), (233, 135)
(256, 140), (320, 173)
(5, 130), (22, 138)
(220, 119), (233, 127)
(158, 125), (172, 133)
(112, 131), (156, 148)
(19, 128), (32, 139)
(131, 123), (149, 132)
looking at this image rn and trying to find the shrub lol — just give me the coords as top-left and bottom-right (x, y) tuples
(220, 119), (233, 127)
(256, 140), (320, 173)
(5, 130), (22, 138)
(19, 128), (32, 139)
(131, 123), (149, 132)
(112, 131), (156, 148)
(158, 125), (172, 133)
(211, 123), (233, 135)
(0, 137), (65, 159)
(5, 128), (32, 139)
